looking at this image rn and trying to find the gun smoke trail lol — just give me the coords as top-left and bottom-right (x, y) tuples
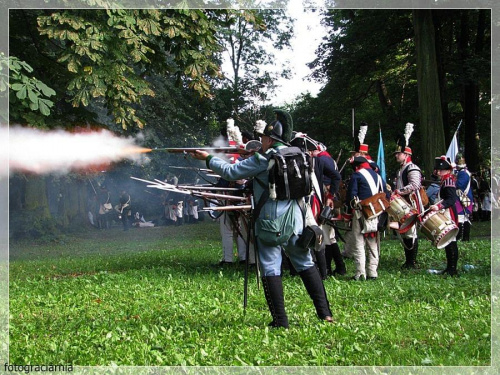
(3, 126), (152, 177)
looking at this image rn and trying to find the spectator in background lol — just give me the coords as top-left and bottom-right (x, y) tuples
(98, 185), (112, 229)
(479, 172), (491, 221)
(116, 190), (132, 231)
(426, 173), (440, 205)
(471, 173), (481, 222)
(188, 199), (199, 223)
(175, 201), (184, 225)
(492, 169), (499, 220)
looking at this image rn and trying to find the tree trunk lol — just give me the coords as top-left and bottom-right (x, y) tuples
(413, 9), (446, 177)
(24, 175), (51, 217)
(376, 78), (399, 127)
(462, 10), (485, 172)
(50, 176), (90, 228)
(433, 12), (451, 141)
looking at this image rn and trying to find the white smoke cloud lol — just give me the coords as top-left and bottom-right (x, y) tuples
(3, 126), (150, 177)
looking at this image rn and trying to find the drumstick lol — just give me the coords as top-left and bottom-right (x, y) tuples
(418, 200), (443, 217)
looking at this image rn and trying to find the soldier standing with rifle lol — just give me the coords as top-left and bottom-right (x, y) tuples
(344, 155), (389, 280)
(191, 109), (333, 329)
(290, 132), (344, 278)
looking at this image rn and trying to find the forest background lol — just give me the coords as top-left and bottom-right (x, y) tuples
(4, 2), (493, 238)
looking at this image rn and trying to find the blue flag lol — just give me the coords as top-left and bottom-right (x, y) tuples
(377, 129), (387, 182)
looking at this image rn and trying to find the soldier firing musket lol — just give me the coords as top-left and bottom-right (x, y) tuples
(190, 109), (334, 328)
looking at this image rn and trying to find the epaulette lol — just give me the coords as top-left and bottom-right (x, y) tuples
(442, 176), (456, 188)
(405, 163), (421, 173)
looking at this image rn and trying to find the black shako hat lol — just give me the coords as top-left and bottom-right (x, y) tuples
(262, 109), (293, 144)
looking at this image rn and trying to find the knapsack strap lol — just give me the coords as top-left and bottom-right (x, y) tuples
(275, 153), (291, 200)
(359, 169), (382, 194)
(253, 177), (268, 220)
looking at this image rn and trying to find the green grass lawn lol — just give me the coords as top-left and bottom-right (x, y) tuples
(9, 220), (491, 366)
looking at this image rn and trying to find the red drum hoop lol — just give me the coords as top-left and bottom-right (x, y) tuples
(387, 194), (418, 233)
(420, 210), (458, 249)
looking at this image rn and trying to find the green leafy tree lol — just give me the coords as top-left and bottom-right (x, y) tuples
(304, 9), (490, 177)
(7, 8), (230, 237)
(8, 56), (56, 127)
(307, 10), (417, 165)
(9, 8), (223, 130)
(214, 8), (293, 129)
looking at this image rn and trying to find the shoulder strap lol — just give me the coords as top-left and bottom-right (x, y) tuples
(463, 171), (471, 195)
(358, 169), (380, 195)
(253, 189), (269, 221)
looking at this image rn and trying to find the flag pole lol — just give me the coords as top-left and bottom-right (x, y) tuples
(456, 119), (463, 154)
(352, 108), (355, 138)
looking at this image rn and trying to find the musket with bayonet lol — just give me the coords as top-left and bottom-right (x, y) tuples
(166, 165), (214, 173)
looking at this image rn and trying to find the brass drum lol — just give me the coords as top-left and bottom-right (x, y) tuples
(420, 210), (458, 249)
(386, 194), (418, 233)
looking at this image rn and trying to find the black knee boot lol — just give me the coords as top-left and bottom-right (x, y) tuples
(299, 266), (333, 321)
(262, 276), (289, 328)
(315, 248), (328, 280)
(439, 242), (459, 276)
(447, 241), (459, 276)
(463, 221), (471, 242)
(457, 223), (464, 241)
(401, 239), (417, 269)
(411, 240), (419, 267)
(330, 243), (346, 276)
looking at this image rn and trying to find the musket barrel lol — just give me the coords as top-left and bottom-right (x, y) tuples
(177, 185), (242, 191)
(192, 191), (247, 201)
(153, 147), (251, 155)
(202, 205), (251, 211)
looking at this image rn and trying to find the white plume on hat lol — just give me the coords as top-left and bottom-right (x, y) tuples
(226, 118), (242, 144)
(358, 124), (368, 144)
(404, 122), (414, 147)
(254, 120), (267, 135)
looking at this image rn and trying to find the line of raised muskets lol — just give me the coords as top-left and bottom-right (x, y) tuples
(130, 176), (252, 212)
(133, 146), (259, 211)
(132, 146), (347, 226)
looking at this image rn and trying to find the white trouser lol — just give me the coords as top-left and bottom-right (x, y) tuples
(400, 221), (418, 239)
(220, 212), (247, 262)
(238, 215), (255, 264)
(351, 217), (379, 278)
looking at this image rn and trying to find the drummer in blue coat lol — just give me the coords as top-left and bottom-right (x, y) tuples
(190, 109), (333, 328)
(429, 156), (460, 276)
